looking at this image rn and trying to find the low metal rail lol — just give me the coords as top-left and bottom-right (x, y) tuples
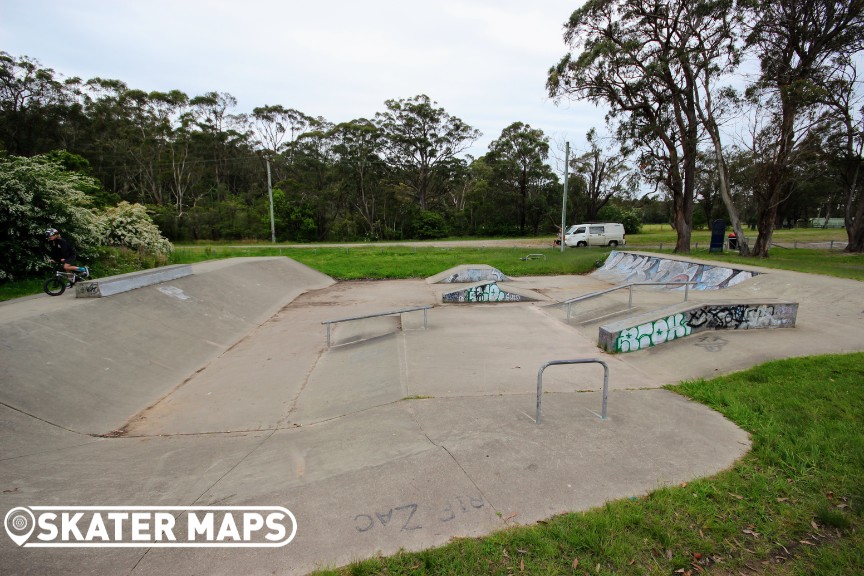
(563, 281), (698, 322)
(535, 359), (609, 424)
(321, 305), (432, 348)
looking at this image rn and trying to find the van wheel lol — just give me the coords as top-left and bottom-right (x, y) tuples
(577, 241), (587, 247)
(608, 240), (618, 247)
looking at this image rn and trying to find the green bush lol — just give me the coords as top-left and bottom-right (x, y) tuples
(413, 211), (448, 239)
(0, 154), (100, 280)
(97, 201), (173, 255)
(0, 153), (174, 281)
(598, 204), (643, 234)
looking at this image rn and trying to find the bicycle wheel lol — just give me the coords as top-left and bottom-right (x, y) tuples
(43, 276), (67, 296)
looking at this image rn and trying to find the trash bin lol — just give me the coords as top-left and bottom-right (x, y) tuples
(728, 233), (738, 250)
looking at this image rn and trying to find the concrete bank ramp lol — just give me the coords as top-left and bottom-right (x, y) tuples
(0, 257), (334, 436)
(593, 250), (758, 289)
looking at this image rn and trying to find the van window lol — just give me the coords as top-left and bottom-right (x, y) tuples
(589, 226), (604, 234)
(574, 227), (586, 234)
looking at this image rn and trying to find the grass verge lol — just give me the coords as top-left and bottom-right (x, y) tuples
(640, 247), (864, 281)
(169, 245), (605, 280)
(1, 236), (860, 302)
(313, 353), (864, 576)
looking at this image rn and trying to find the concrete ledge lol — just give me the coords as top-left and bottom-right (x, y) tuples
(599, 300), (799, 353)
(75, 264), (193, 298)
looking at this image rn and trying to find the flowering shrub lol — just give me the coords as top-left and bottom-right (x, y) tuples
(0, 154), (100, 280)
(97, 202), (173, 255)
(0, 154), (173, 281)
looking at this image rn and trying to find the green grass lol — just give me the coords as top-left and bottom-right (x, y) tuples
(169, 245), (605, 280)
(641, 247), (864, 281)
(631, 225), (849, 247)
(313, 353), (864, 576)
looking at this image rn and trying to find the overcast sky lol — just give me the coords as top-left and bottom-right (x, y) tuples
(2, 0), (600, 165)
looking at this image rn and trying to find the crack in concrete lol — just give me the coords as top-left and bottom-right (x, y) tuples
(403, 402), (501, 519)
(0, 400), (91, 437)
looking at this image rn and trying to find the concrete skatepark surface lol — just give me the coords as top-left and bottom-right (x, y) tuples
(1, 253), (863, 575)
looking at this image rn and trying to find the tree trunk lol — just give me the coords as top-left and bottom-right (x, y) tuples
(846, 217), (864, 252)
(519, 167), (527, 235)
(845, 177), (864, 252)
(672, 189), (692, 253)
(752, 98), (796, 257)
(751, 203), (777, 257)
(843, 145), (863, 252)
(709, 129), (750, 256)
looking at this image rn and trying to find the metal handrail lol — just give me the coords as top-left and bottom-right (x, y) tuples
(535, 359), (609, 424)
(321, 305), (432, 348)
(563, 281), (698, 321)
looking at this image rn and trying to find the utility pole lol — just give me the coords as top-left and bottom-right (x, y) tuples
(560, 141), (569, 253)
(266, 158), (276, 243)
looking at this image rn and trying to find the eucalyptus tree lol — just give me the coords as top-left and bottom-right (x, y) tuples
(549, 1), (699, 252)
(76, 78), (136, 196)
(283, 117), (337, 239)
(682, 1), (752, 254)
(250, 105), (311, 154)
(251, 105), (314, 185)
(330, 118), (388, 238)
(743, 0), (864, 256)
(189, 91), (249, 198)
(571, 128), (636, 222)
(819, 59), (864, 251)
(0, 52), (69, 156)
(375, 94), (481, 211)
(486, 121), (553, 234)
(549, 0), (752, 253)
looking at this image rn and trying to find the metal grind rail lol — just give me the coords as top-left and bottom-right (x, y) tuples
(322, 305), (432, 348)
(562, 281), (698, 322)
(535, 359), (609, 425)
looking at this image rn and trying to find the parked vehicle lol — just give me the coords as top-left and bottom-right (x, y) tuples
(563, 223), (626, 247)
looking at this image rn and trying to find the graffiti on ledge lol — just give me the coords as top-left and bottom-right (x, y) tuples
(442, 283), (522, 303)
(615, 313), (692, 352)
(688, 304), (781, 329)
(611, 303), (797, 352)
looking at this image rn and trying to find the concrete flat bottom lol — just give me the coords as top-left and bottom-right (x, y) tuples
(2, 256), (862, 575)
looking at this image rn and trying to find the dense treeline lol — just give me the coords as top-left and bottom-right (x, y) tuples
(1, 53), (597, 243)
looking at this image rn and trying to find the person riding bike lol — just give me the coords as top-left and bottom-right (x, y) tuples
(46, 228), (89, 277)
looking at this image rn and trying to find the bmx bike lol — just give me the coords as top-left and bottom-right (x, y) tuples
(43, 264), (90, 296)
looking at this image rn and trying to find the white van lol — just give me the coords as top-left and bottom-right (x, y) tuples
(563, 223), (626, 247)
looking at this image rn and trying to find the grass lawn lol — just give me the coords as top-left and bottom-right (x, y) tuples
(314, 353), (864, 576)
(645, 247), (864, 281)
(169, 245), (606, 280)
(2, 236), (861, 301)
(631, 225), (849, 247)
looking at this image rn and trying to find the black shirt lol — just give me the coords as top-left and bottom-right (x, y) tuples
(49, 237), (76, 262)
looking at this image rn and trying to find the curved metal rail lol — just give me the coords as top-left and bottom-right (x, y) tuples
(536, 359), (609, 424)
